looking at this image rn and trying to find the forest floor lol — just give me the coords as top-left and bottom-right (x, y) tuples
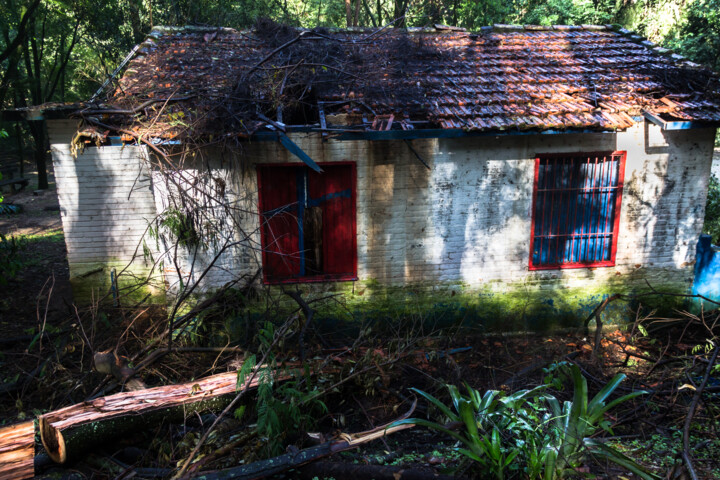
(1, 311), (719, 480)
(1, 166), (720, 479)
(0, 166), (73, 338)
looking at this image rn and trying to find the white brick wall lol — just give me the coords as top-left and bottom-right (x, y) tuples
(49, 119), (716, 296)
(148, 158), (262, 291)
(49, 120), (157, 276)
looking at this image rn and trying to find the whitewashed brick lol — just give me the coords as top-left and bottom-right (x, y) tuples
(48, 120), (716, 295)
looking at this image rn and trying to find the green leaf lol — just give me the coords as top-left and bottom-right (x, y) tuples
(458, 398), (480, 443)
(588, 391), (647, 425)
(584, 438), (661, 480)
(233, 405), (246, 421)
(388, 418), (469, 446)
(588, 373), (625, 414)
(543, 448), (557, 480)
(27, 332), (42, 351)
(236, 354), (256, 389)
(569, 364), (588, 419)
(408, 387), (459, 422)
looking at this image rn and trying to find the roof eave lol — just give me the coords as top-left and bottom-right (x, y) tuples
(643, 111), (720, 131)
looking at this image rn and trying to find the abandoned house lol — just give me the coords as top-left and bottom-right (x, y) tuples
(22, 23), (720, 328)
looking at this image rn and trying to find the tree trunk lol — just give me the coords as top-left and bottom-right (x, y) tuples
(345, 0), (353, 27)
(128, 0), (145, 43)
(394, 0), (407, 27)
(353, 0), (361, 26)
(0, 421), (34, 480)
(15, 121), (24, 177)
(39, 370), (270, 464)
(27, 120), (47, 189)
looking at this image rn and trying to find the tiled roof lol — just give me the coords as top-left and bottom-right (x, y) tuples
(101, 24), (720, 136)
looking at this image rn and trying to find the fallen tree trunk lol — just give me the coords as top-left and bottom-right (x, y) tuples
(0, 421), (35, 480)
(190, 400), (417, 480)
(39, 369), (272, 464)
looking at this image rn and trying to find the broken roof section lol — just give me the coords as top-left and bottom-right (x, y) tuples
(81, 21), (720, 139)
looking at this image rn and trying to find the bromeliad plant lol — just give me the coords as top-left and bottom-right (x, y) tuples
(392, 364), (659, 480)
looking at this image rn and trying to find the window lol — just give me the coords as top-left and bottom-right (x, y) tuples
(529, 152), (626, 270)
(257, 163), (357, 283)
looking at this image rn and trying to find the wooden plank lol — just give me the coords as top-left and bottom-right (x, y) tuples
(0, 421), (35, 480)
(278, 132), (323, 173)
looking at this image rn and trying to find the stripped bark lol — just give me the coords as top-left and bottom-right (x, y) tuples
(0, 421), (35, 480)
(39, 369), (273, 464)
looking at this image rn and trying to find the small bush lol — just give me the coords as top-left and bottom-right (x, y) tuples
(0, 235), (26, 285)
(393, 364), (658, 479)
(704, 175), (720, 244)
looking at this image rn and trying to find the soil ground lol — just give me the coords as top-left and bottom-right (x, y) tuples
(0, 165), (73, 338)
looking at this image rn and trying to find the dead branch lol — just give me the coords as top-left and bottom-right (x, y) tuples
(186, 399), (416, 480)
(80, 96), (195, 115)
(640, 280), (720, 307)
(284, 289), (315, 361)
(241, 31), (313, 79)
(186, 430), (258, 476)
(583, 293), (623, 355)
(404, 139), (430, 169)
(173, 317), (293, 478)
(682, 345), (720, 480)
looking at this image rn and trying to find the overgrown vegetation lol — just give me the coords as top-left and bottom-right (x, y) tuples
(704, 175), (720, 243)
(2, 257), (720, 478)
(393, 364), (656, 479)
(0, 234), (25, 285)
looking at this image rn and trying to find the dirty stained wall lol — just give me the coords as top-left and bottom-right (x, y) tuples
(49, 120), (162, 301)
(48, 119), (716, 328)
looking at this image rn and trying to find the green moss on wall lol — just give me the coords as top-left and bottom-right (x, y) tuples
(249, 273), (691, 335)
(69, 261), (165, 305)
(68, 261), (693, 337)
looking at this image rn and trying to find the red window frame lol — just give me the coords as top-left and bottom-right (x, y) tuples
(257, 162), (357, 284)
(529, 151), (626, 271)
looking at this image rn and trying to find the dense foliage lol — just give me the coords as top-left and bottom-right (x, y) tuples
(704, 175), (720, 244)
(393, 363), (657, 479)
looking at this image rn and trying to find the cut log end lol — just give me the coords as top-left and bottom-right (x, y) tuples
(39, 417), (66, 464)
(0, 421), (36, 480)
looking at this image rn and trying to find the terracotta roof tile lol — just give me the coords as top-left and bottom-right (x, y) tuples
(93, 24), (720, 136)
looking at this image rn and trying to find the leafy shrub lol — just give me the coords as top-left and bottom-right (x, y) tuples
(704, 175), (720, 244)
(0, 234), (26, 286)
(236, 321), (327, 455)
(393, 364), (658, 479)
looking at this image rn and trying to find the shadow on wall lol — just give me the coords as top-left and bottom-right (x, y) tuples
(694, 234), (720, 305)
